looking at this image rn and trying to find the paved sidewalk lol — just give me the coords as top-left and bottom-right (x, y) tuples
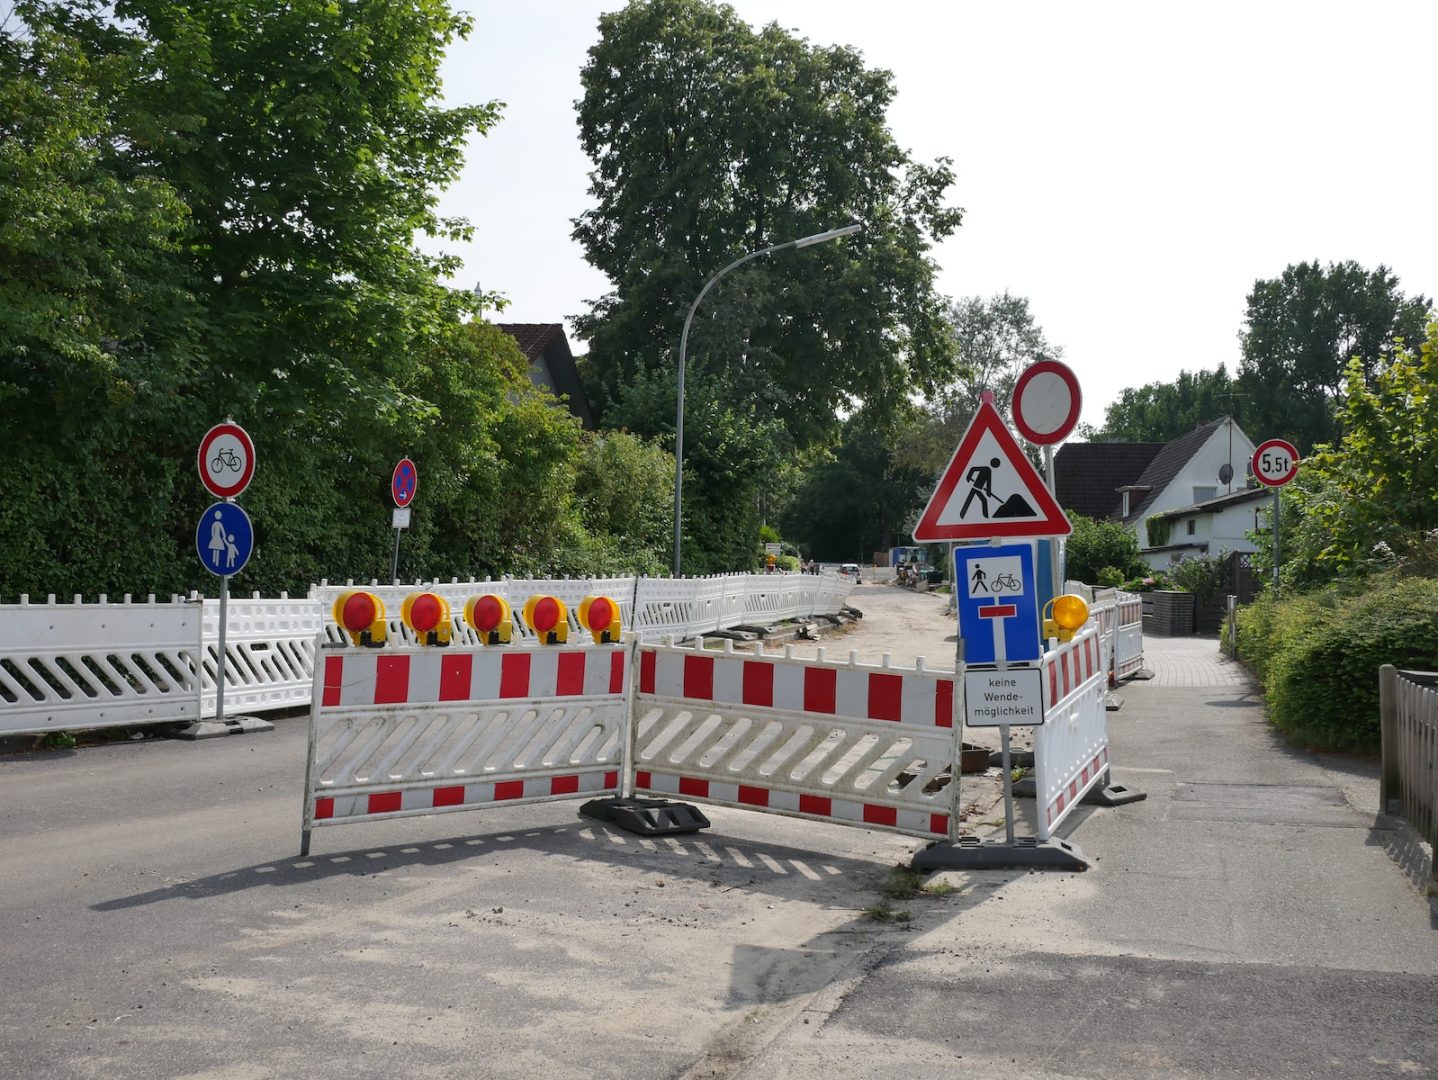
(748, 629), (1438, 1079)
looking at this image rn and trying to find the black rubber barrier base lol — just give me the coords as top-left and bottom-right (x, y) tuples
(579, 796), (710, 835)
(911, 836), (1088, 872)
(1084, 783), (1148, 807)
(988, 749), (1035, 769)
(1010, 778), (1146, 806)
(166, 716), (274, 741)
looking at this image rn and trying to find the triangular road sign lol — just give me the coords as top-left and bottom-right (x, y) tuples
(914, 399), (1072, 541)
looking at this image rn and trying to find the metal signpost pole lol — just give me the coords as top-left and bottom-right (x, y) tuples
(391, 528), (402, 586)
(1272, 490), (1280, 590)
(216, 547), (229, 725)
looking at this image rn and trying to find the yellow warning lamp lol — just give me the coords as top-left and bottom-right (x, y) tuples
(332, 590), (387, 648)
(523, 594), (569, 645)
(464, 593), (513, 645)
(577, 594), (622, 644)
(401, 591), (451, 647)
(1043, 594), (1090, 643)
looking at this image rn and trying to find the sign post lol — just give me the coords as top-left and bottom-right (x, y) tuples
(1011, 359), (1082, 603)
(189, 421), (268, 738)
(1251, 438), (1299, 588)
(390, 457), (418, 585)
(913, 395), (1084, 872)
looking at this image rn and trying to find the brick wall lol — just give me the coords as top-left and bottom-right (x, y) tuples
(1144, 590), (1196, 636)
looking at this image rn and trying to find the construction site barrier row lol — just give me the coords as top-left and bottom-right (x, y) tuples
(1064, 581), (1145, 687)
(0, 572), (852, 737)
(1033, 627), (1109, 841)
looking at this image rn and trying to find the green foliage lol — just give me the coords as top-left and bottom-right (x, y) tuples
(780, 416), (932, 563)
(1265, 323), (1438, 588)
(1167, 553), (1228, 604)
(1122, 570), (1172, 592)
(1145, 517), (1172, 548)
(1095, 566), (1128, 588)
(1238, 261), (1431, 453)
(1064, 512), (1146, 586)
(896, 292), (1059, 476)
(573, 0), (962, 569)
(1232, 576), (1438, 748)
(1096, 366), (1242, 443)
(0, 3), (677, 597)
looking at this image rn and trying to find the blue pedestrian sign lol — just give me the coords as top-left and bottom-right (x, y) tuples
(196, 502), (254, 577)
(954, 542), (1041, 665)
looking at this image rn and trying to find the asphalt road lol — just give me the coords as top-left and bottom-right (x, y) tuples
(3, 584), (1435, 1079)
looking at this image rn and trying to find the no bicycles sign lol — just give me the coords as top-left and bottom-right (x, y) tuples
(198, 421), (256, 499)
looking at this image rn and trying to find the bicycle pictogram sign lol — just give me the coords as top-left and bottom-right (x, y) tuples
(197, 422), (255, 499)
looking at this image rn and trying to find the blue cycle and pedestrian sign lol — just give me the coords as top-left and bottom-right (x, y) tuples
(195, 501), (254, 577)
(954, 542), (1041, 665)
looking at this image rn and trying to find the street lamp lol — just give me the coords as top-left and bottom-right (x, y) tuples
(672, 223), (863, 576)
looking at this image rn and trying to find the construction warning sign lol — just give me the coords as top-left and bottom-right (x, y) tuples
(914, 399), (1072, 541)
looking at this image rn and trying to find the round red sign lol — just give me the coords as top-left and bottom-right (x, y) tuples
(1011, 359), (1082, 445)
(1251, 438), (1300, 487)
(197, 421), (256, 499)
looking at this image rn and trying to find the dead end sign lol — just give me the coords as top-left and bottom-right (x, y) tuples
(914, 399), (1071, 542)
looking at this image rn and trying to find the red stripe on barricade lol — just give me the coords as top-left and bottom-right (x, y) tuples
(495, 780), (524, 800)
(868, 673), (902, 722)
(433, 786), (464, 807)
(610, 652), (625, 694)
(936, 679), (954, 728)
(1081, 765), (1090, 785)
(930, 813), (949, 836)
(368, 791), (402, 814)
(679, 776), (709, 798)
(322, 655), (343, 707)
(684, 655), (714, 700)
(551, 774), (580, 796)
(1050, 660), (1060, 707)
(640, 650), (655, 694)
(374, 656), (410, 705)
(799, 794), (832, 816)
(738, 785), (769, 807)
(1056, 790), (1066, 815)
(604, 771), (619, 789)
(743, 660), (774, 707)
(1069, 779), (1078, 801)
(314, 797), (334, 819)
(863, 804), (898, 827)
(556, 652), (585, 696)
(439, 654), (473, 701)
(635, 770), (652, 789)
(804, 667), (837, 714)
(499, 652), (531, 699)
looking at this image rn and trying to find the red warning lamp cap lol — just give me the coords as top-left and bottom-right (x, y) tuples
(587, 597), (615, 632)
(532, 596), (561, 634)
(409, 593), (442, 633)
(471, 595), (504, 633)
(341, 592), (377, 633)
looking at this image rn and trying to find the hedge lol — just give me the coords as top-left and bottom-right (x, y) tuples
(1226, 575), (1438, 749)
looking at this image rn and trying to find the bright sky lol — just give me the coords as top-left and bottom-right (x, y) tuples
(432, 0), (1438, 432)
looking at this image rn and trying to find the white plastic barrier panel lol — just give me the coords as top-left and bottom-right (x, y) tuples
(632, 641), (957, 840)
(301, 642), (628, 850)
(1089, 598), (1117, 685)
(1113, 593), (1144, 681)
(200, 596), (323, 718)
(1034, 627), (1108, 841)
(0, 596), (199, 736)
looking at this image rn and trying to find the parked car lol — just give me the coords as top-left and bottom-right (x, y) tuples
(839, 563), (861, 582)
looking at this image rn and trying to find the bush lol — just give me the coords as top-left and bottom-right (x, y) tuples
(1065, 512), (1146, 585)
(1232, 575), (1438, 748)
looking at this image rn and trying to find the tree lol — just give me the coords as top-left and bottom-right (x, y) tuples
(1262, 321), (1438, 587)
(1063, 512), (1145, 585)
(1093, 366), (1244, 443)
(571, 0), (961, 570)
(1238, 260), (1431, 452)
(779, 416), (932, 563)
(895, 293), (1059, 479)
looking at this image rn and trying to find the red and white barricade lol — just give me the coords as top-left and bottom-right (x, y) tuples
(1033, 627), (1109, 841)
(1113, 594), (1144, 681)
(632, 641), (958, 840)
(301, 643), (627, 853)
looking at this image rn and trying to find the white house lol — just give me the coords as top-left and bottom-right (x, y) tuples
(1118, 417), (1260, 568)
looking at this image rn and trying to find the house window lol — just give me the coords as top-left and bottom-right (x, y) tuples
(1187, 520), (1196, 536)
(1193, 486), (1216, 502)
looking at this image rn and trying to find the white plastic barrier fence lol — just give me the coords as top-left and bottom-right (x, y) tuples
(200, 596), (322, 718)
(1089, 598), (1117, 685)
(0, 595), (199, 736)
(1033, 627), (1109, 840)
(1113, 593), (1144, 681)
(631, 640), (957, 840)
(3, 574), (855, 736)
(301, 641), (628, 852)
